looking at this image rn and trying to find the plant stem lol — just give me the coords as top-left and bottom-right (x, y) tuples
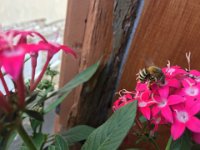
(17, 124), (37, 150)
(16, 72), (25, 108)
(135, 116), (143, 130)
(0, 70), (10, 96)
(165, 136), (172, 150)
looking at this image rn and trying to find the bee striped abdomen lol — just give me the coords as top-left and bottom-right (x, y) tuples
(138, 68), (150, 82)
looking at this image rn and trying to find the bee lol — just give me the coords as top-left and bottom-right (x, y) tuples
(137, 66), (165, 86)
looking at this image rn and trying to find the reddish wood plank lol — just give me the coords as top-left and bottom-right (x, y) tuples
(119, 0), (200, 90)
(54, 0), (90, 132)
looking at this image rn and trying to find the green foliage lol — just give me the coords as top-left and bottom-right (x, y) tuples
(167, 132), (192, 150)
(82, 101), (137, 150)
(37, 79), (54, 91)
(25, 109), (43, 121)
(44, 60), (100, 113)
(55, 135), (69, 150)
(20, 61), (100, 149)
(20, 133), (47, 150)
(61, 125), (95, 145)
(33, 133), (47, 150)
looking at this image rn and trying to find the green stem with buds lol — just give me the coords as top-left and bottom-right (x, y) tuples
(17, 124), (37, 150)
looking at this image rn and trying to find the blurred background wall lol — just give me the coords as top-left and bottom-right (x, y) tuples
(0, 0), (67, 25)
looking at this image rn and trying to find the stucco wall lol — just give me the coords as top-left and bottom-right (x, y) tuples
(0, 0), (67, 25)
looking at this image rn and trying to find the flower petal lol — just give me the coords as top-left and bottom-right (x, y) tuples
(161, 106), (173, 123)
(186, 101), (200, 116)
(152, 106), (160, 116)
(167, 78), (180, 88)
(168, 95), (184, 105)
(140, 107), (151, 120)
(186, 116), (200, 133)
(171, 120), (185, 140)
(0, 47), (25, 79)
(158, 86), (169, 98)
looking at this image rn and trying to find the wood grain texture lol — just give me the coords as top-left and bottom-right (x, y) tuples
(69, 0), (140, 128)
(68, 0), (114, 128)
(55, 0), (90, 131)
(119, 0), (200, 90)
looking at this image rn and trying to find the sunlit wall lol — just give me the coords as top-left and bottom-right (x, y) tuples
(0, 0), (67, 25)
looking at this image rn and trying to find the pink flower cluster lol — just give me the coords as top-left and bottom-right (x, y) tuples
(113, 65), (200, 143)
(0, 30), (76, 110)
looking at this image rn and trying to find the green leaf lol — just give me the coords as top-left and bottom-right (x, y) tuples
(33, 133), (47, 150)
(4, 131), (17, 150)
(44, 60), (100, 113)
(55, 135), (69, 150)
(25, 109), (43, 121)
(30, 119), (42, 134)
(139, 116), (147, 123)
(26, 91), (39, 104)
(48, 145), (56, 150)
(61, 125), (94, 145)
(20, 133), (47, 150)
(169, 132), (192, 150)
(82, 101), (137, 150)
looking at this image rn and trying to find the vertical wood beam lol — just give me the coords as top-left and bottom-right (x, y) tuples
(54, 0), (90, 132)
(119, 0), (200, 90)
(68, 0), (114, 128)
(118, 0), (200, 148)
(71, 0), (140, 128)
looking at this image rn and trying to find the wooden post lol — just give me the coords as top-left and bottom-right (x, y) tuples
(56, 0), (140, 130)
(67, 0), (114, 128)
(54, 0), (90, 132)
(118, 0), (200, 149)
(67, 0), (140, 128)
(119, 0), (200, 90)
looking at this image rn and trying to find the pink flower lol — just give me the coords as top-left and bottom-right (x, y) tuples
(152, 86), (184, 123)
(113, 93), (134, 111)
(162, 66), (186, 78)
(180, 78), (200, 102)
(0, 31), (26, 79)
(6, 30), (47, 44)
(137, 90), (155, 120)
(151, 113), (167, 132)
(21, 41), (76, 58)
(171, 102), (200, 140)
(161, 78), (181, 88)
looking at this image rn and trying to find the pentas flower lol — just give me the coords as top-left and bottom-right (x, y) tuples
(0, 30), (76, 80)
(0, 31), (27, 79)
(0, 46), (26, 79)
(137, 90), (155, 120)
(151, 113), (167, 132)
(161, 77), (181, 88)
(0, 29), (76, 108)
(20, 41), (76, 59)
(113, 93), (134, 111)
(113, 62), (200, 143)
(152, 86), (184, 123)
(179, 78), (200, 103)
(171, 101), (200, 140)
(162, 65), (186, 78)
(5, 30), (48, 44)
